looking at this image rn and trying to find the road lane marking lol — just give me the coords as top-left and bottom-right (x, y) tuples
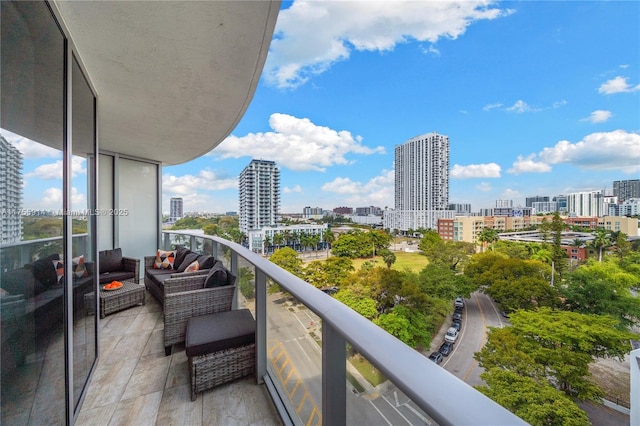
(462, 292), (487, 381)
(294, 336), (313, 362)
(381, 394), (412, 425)
(368, 400), (393, 425)
(404, 402), (433, 425)
(268, 341), (321, 426)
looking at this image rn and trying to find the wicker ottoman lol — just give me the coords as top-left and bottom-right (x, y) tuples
(185, 309), (256, 401)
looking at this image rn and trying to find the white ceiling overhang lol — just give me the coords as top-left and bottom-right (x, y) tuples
(53, 1), (280, 165)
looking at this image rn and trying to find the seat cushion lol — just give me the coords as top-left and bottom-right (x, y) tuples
(99, 248), (123, 273)
(99, 271), (135, 285)
(186, 309), (255, 358)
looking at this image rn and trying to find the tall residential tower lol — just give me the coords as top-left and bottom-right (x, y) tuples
(384, 132), (454, 232)
(169, 197), (183, 223)
(239, 159), (280, 233)
(0, 135), (23, 243)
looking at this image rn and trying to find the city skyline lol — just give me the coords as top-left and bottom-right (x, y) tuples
(3, 1), (639, 215)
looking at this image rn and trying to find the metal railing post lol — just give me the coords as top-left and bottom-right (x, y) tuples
(189, 235), (196, 251)
(163, 232), (170, 249)
(255, 268), (267, 385)
(230, 251), (238, 310)
(322, 323), (346, 426)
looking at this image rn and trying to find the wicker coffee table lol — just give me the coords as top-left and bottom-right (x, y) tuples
(98, 279), (145, 318)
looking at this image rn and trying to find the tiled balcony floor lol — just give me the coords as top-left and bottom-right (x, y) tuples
(76, 290), (282, 426)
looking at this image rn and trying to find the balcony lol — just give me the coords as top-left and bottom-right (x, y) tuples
(74, 230), (528, 425)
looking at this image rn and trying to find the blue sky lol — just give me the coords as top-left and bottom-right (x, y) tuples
(6, 1), (640, 215)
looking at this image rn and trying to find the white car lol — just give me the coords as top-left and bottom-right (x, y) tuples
(444, 327), (458, 343)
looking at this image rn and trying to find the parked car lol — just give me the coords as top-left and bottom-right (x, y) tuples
(444, 327), (459, 343)
(454, 305), (463, 314)
(428, 351), (444, 364)
(454, 296), (464, 308)
(321, 286), (339, 295)
(452, 312), (462, 321)
(438, 342), (453, 356)
(450, 321), (461, 331)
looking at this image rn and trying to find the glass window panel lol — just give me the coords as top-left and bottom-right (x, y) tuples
(71, 54), (97, 411)
(1, 1), (66, 423)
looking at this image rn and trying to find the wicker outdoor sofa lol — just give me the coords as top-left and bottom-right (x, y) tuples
(143, 253), (236, 356)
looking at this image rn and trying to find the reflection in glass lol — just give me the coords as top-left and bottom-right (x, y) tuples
(71, 55), (97, 412)
(1, 1), (67, 423)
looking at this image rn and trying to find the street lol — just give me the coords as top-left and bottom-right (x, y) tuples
(256, 291), (504, 425)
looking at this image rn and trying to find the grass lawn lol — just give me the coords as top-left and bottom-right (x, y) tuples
(349, 251), (428, 273)
(350, 354), (386, 387)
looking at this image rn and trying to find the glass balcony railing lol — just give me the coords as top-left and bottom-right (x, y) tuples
(162, 231), (526, 425)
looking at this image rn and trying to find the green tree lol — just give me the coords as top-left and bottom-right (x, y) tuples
(613, 231), (631, 259)
(477, 369), (590, 426)
(268, 247), (303, 294)
(478, 228), (499, 252)
(550, 212), (568, 277)
(237, 266), (255, 299)
(476, 308), (636, 401)
(419, 231), (475, 271)
(322, 230), (335, 256)
(335, 289), (378, 319)
(418, 264), (475, 300)
(560, 259), (640, 329)
(202, 223), (219, 236)
(590, 229), (611, 262)
(379, 248), (396, 268)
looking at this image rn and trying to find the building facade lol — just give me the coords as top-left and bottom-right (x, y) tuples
(247, 223), (328, 254)
(169, 197), (183, 223)
(613, 179), (640, 203)
(384, 132), (454, 231)
(0, 135), (23, 243)
(302, 206), (324, 220)
(525, 195), (549, 207)
(239, 159), (280, 233)
(567, 190), (604, 217)
(532, 201), (558, 214)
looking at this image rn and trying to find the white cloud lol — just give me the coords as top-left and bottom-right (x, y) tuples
(482, 102), (503, 111)
(476, 182), (492, 192)
(213, 113), (385, 172)
(283, 185), (303, 194)
(506, 100), (535, 113)
(582, 110), (612, 123)
(598, 76), (640, 94)
(538, 130), (640, 172)
(265, 1), (510, 89)
(2, 129), (60, 159)
(507, 154), (552, 175)
(451, 163), (501, 179)
(39, 187), (86, 209)
(25, 156), (86, 180)
(512, 130), (640, 175)
(486, 99), (566, 113)
(163, 170), (237, 196)
(321, 169), (394, 206)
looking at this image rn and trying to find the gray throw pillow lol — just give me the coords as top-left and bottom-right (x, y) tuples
(204, 261), (228, 288)
(173, 246), (190, 271)
(176, 252), (199, 273)
(196, 254), (216, 270)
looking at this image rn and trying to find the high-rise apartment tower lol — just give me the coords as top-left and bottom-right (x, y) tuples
(239, 159), (280, 233)
(169, 197), (183, 222)
(613, 179), (640, 203)
(0, 135), (23, 243)
(384, 132), (454, 231)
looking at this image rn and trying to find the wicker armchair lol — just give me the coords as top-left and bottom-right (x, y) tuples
(163, 274), (236, 356)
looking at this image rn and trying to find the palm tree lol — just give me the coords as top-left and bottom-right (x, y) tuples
(322, 231), (335, 258)
(478, 228), (499, 252)
(589, 229), (611, 262)
(273, 232), (284, 249)
(263, 234), (272, 255)
(571, 238), (585, 248)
